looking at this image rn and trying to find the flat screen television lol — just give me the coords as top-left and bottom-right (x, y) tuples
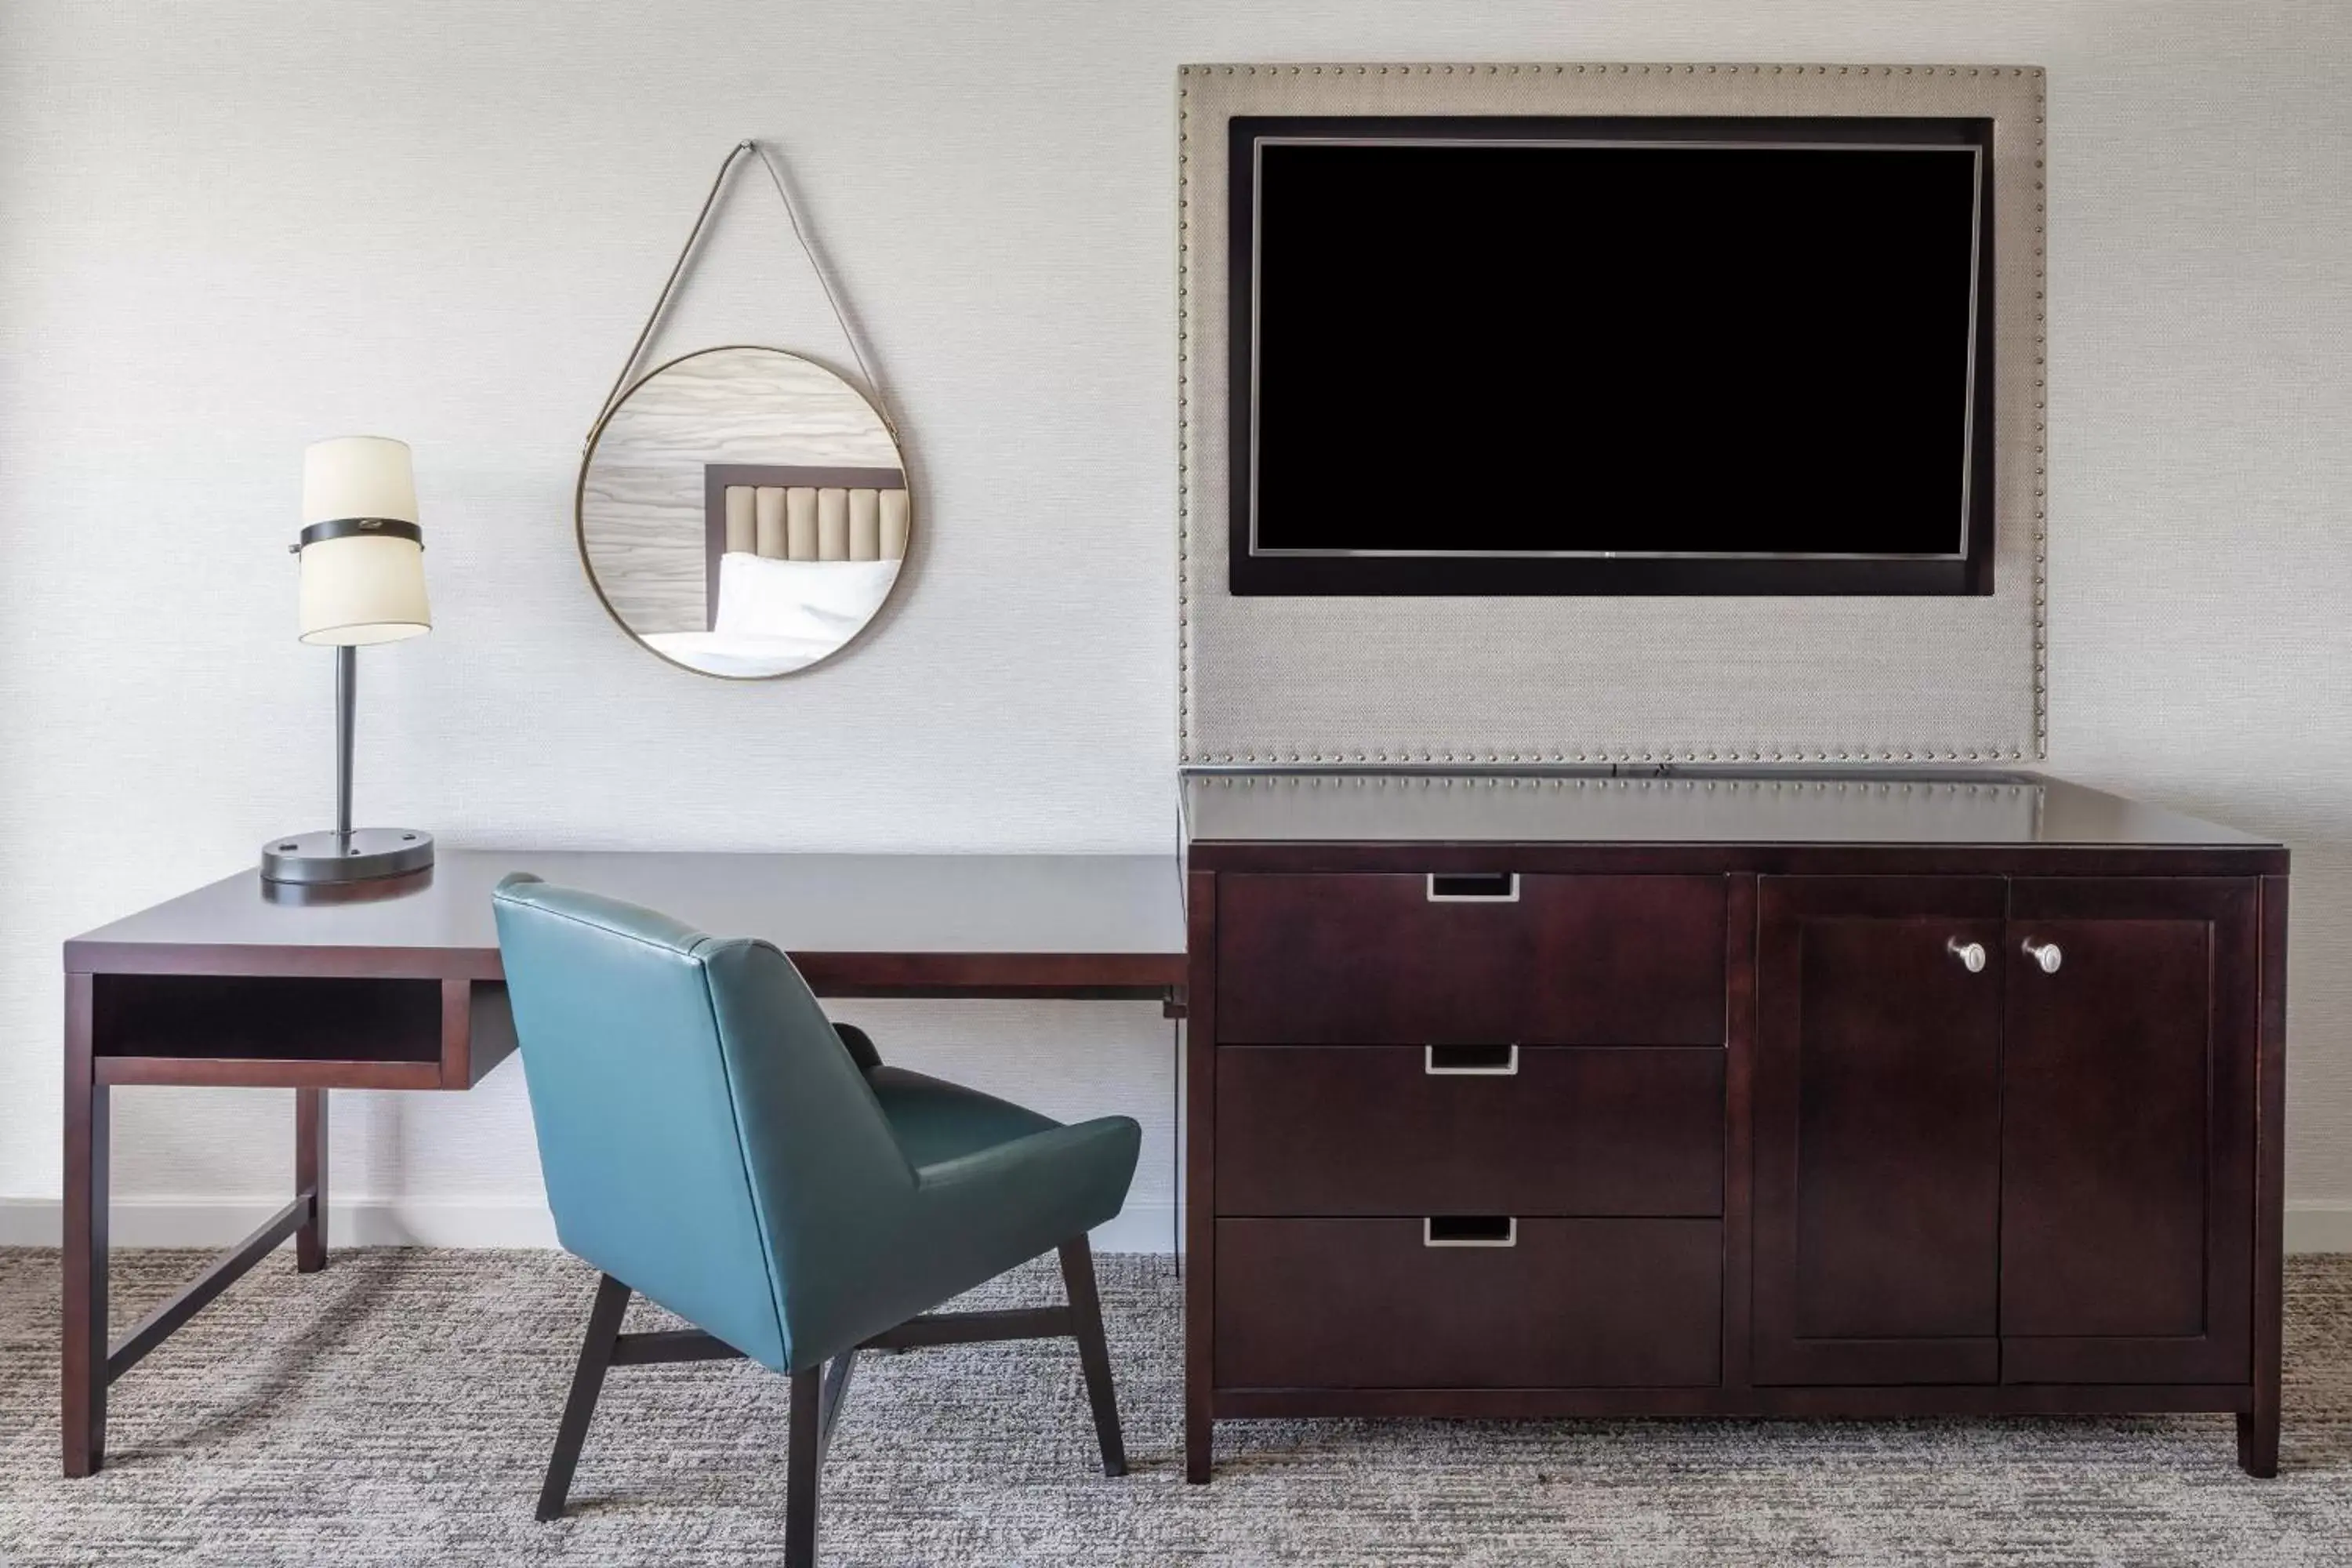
(1229, 116), (1994, 596)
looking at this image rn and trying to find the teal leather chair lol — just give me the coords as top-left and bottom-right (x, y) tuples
(492, 875), (1139, 1563)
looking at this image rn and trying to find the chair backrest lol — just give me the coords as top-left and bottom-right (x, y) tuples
(491, 874), (914, 1371)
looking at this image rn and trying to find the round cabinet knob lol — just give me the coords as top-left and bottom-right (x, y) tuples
(1947, 937), (1988, 974)
(2023, 937), (2063, 974)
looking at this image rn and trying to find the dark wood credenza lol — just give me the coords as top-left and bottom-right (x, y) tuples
(1180, 771), (2287, 1481)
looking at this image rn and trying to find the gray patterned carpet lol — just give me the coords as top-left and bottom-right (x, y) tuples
(4, 1249), (2352, 1566)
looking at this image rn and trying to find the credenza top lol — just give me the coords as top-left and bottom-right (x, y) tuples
(1181, 770), (2281, 851)
(65, 851), (1189, 985)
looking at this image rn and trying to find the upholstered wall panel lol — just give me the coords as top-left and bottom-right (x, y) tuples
(1178, 63), (2048, 764)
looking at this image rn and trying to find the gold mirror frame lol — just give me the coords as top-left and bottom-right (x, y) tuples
(576, 343), (913, 681)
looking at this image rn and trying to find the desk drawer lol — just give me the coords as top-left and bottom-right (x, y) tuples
(1214, 1218), (1722, 1388)
(1216, 1046), (1722, 1217)
(1215, 873), (1725, 1045)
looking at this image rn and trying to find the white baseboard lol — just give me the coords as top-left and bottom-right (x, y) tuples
(0, 1196), (563, 1249)
(4, 1197), (2343, 1258)
(2287, 1201), (2352, 1255)
(0, 1196), (1180, 1254)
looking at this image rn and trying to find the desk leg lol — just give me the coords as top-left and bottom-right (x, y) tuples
(62, 973), (107, 1477)
(296, 1089), (328, 1272)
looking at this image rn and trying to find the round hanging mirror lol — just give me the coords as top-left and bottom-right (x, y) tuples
(577, 344), (909, 678)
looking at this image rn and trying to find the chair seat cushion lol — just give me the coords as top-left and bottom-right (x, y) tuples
(868, 1065), (1060, 1171)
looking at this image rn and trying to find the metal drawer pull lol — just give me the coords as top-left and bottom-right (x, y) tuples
(1425, 1044), (1519, 1076)
(1947, 937), (1988, 974)
(1427, 872), (1519, 902)
(2023, 937), (2063, 974)
(1425, 1216), (1517, 1248)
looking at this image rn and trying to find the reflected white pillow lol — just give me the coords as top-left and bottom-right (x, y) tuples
(712, 552), (898, 643)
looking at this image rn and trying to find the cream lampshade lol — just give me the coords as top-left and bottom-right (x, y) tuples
(262, 436), (436, 885)
(296, 436), (431, 645)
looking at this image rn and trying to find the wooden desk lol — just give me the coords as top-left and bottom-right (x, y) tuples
(60, 850), (1188, 1476)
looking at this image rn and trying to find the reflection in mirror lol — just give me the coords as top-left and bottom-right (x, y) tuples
(578, 345), (908, 678)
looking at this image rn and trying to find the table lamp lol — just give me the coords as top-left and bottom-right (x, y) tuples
(260, 436), (437, 884)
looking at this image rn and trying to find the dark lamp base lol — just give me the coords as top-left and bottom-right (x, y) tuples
(260, 828), (436, 885)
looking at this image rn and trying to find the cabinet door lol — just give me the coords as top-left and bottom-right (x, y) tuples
(1755, 877), (2005, 1384)
(2001, 878), (2258, 1384)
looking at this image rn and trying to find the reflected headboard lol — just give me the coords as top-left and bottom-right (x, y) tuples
(702, 463), (909, 631)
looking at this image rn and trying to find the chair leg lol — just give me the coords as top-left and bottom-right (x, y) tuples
(787, 1367), (822, 1568)
(815, 1349), (858, 1474)
(1058, 1236), (1127, 1477)
(537, 1272), (630, 1523)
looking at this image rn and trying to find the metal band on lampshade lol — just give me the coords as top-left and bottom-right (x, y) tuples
(299, 517), (424, 549)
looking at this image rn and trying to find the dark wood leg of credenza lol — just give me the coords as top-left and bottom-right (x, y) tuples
(2239, 1407), (2280, 1478)
(62, 973), (107, 1477)
(1182, 870), (1216, 1484)
(296, 1088), (328, 1272)
(2241, 874), (2287, 1479)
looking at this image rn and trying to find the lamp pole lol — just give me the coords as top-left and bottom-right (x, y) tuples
(335, 645), (357, 847)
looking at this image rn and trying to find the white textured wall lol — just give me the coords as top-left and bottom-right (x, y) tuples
(2, 1), (2347, 1248)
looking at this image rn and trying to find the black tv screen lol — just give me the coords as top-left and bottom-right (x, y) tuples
(1230, 117), (1993, 595)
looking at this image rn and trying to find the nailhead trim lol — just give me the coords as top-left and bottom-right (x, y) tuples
(1177, 63), (2048, 768)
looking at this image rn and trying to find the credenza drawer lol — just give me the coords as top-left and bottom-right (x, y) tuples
(1214, 873), (1725, 1045)
(1215, 1046), (1722, 1217)
(1214, 1218), (1722, 1388)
